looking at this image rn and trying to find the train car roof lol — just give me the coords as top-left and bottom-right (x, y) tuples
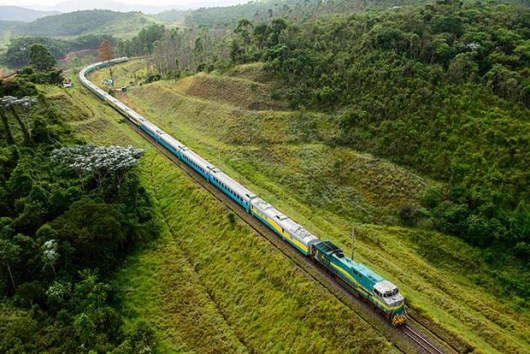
(159, 132), (184, 149)
(181, 148), (211, 170)
(211, 170), (256, 199)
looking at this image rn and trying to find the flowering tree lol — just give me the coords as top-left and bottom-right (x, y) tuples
(42, 239), (59, 277)
(52, 144), (144, 189)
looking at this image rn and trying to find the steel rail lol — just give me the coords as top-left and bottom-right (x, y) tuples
(79, 63), (463, 354)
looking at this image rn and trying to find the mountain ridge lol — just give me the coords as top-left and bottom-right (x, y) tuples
(11, 9), (161, 38)
(0, 6), (60, 22)
(20, 0), (251, 14)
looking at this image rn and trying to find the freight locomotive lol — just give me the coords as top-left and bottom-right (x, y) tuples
(79, 58), (407, 326)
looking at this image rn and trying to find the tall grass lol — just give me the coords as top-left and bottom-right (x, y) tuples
(88, 62), (530, 354)
(46, 84), (397, 353)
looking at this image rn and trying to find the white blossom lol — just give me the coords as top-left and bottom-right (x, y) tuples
(0, 96), (37, 108)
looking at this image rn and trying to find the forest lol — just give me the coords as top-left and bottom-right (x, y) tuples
(249, 0), (530, 256)
(4, 35), (117, 68)
(0, 62), (158, 351)
(116, 0), (530, 260)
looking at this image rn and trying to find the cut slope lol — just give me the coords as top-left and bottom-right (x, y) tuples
(49, 83), (397, 353)
(175, 72), (287, 111)
(98, 60), (530, 353)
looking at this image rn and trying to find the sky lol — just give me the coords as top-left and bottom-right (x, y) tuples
(0, 0), (247, 7)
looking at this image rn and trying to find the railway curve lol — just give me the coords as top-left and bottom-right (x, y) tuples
(79, 58), (462, 354)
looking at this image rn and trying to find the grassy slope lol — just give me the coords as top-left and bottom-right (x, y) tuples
(42, 81), (397, 352)
(91, 60), (530, 354)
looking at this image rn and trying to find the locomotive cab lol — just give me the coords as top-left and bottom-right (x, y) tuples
(373, 280), (406, 326)
(373, 280), (404, 309)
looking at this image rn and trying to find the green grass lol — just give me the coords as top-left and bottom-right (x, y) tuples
(93, 60), (530, 354)
(42, 83), (399, 353)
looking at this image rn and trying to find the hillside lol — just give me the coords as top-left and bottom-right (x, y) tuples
(120, 0), (530, 261)
(29, 69), (402, 353)
(4, 35), (117, 68)
(12, 10), (161, 38)
(221, 1), (530, 257)
(89, 59), (530, 353)
(153, 9), (190, 24)
(0, 6), (60, 22)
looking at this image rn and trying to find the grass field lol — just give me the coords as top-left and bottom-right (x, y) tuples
(83, 60), (530, 354)
(42, 83), (401, 353)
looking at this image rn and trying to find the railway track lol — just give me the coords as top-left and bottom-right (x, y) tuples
(120, 113), (459, 354)
(81, 77), (461, 354)
(401, 325), (446, 354)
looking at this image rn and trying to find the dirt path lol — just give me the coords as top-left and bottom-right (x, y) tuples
(0, 68), (17, 81)
(58, 49), (98, 63)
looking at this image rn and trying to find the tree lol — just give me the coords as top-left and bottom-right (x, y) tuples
(41, 239), (59, 277)
(0, 238), (21, 291)
(29, 44), (56, 72)
(50, 199), (126, 272)
(98, 40), (114, 62)
(52, 144), (144, 190)
(99, 39), (114, 81)
(16, 281), (44, 307)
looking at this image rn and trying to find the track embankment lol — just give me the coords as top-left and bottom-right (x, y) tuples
(117, 110), (461, 354)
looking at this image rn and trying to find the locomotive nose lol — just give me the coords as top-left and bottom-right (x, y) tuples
(386, 293), (405, 308)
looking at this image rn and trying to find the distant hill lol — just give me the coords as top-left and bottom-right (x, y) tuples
(28, 0), (251, 13)
(0, 6), (60, 22)
(153, 9), (190, 23)
(32, 0), (170, 15)
(0, 21), (22, 33)
(12, 10), (161, 38)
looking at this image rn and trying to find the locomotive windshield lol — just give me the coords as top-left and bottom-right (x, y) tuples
(382, 287), (399, 297)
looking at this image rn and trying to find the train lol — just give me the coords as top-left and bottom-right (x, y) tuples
(78, 57), (407, 326)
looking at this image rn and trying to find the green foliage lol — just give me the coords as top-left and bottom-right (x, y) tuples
(29, 44), (56, 72)
(115, 24), (165, 57)
(5, 35), (117, 68)
(221, 2), (530, 255)
(16, 66), (63, 85)
(0, 77), (158, 352)
(12, 10), (151, 38)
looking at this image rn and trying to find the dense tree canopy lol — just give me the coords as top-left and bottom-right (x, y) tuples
(223, 1), (530, 257)
(29, 44), (56, 72)
(0, 79), (158, 352)
(132, 1), (530, 258)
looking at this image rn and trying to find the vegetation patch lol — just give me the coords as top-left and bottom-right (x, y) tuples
(173, 72), (287, 111)
(114, 63), (529, 353)
(66, 79), (397, 353)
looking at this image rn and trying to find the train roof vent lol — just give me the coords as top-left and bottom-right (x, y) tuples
(293, 227), (312, 239)
(275, 214), (288, 221)
(256, 200), (269, 208)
